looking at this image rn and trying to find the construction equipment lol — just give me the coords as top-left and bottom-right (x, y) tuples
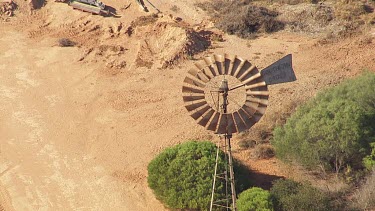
(68, 0), (109, 15)
(76, 0), (105, 9)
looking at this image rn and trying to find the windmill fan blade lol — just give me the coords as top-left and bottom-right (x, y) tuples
(182, 86), (204, 94)
(185, 100), (207, 111)
(226, 114), (237, 134)
(245, 81), (266, 90)
(183, 95), (205, 102)
(238, 109), (256, 129)
(197, 109), (215, 127)
(224, 54), (236, 75)
(216, 114), (237, 134)
(190, 104), (210, 120)
(233, 111), (248, 132)
(183, 76), (205, 88)
(246, 90), (269, 96)
(207, 112), (220, 131)
(232, 58), (246, 78)
(203, 56), (219, 77)
(246, 96), (268, 106)
(238, 65), (257, 81)
(214, 54), (224, 75)
(229, 56), (244, 77)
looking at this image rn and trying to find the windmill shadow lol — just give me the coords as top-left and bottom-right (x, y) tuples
(249, 171), (285, 190)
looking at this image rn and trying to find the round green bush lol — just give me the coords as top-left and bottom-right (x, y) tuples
(147, 141), (251, 210)
(237, 187), (273, 211)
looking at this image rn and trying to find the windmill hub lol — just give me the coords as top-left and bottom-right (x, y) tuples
(204, 75), (246, 114)
(219, 79), (229, 93)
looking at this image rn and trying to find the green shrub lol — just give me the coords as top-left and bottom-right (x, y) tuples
(148, 141), (251, 210)
(270, 179), (331, 211)
(272, 72), (375, 175)
(237, 187), (273, 211)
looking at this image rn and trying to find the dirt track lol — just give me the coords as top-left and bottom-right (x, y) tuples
(0, 0), (374, 210)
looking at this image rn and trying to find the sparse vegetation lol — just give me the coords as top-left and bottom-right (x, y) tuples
(238, 139), (257, 149)
(252, 145), (275, 160)
(170, 5), (179, 12)
(197, 0), (284, 38)
(237, 187), (274, 211)
(270, 179), (331, 211)
(58, 38), (76, 47)
(353, 168), (375, 210)
(130, 14), (158, 28)
(272, 72), (375, 176)
(197, 0), (375, 40)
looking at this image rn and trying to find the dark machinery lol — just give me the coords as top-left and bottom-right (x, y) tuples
(67, 0), (109, 15)
(75, 0), (105, 10)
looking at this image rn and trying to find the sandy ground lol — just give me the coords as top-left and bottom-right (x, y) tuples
(0, 0), (374, 210)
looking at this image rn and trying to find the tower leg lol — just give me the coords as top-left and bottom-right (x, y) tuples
(226, 135), (236, 211)
(210, 146), (220, 211)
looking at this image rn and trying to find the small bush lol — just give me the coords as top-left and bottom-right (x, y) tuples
(148, 141), (251, 210)
(170, 5), (179, 12)
(237, 187), (273, 211)
(58, 38), (76, 47)
(238, 140), (257, 149)
(252, 145), (275, 159)
(270, 179), (331, 211)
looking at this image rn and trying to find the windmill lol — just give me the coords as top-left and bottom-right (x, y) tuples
(182, 53), (296, 210)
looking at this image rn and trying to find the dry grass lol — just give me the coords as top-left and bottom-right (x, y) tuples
(238, 139), (257, 149)
(251, 144), (275, 159)
(130, 14), (158, 28)
(271, 0), (318, 5)
(170, 5), (179, 12)
(353, 169), (375, 210)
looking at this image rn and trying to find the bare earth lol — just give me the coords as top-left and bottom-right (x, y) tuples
(0, 0), (374, 210)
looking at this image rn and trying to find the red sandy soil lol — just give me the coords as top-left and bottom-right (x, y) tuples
(0, 0), (374, 210)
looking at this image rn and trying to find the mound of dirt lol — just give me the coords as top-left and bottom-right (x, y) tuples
(133, 16), (218, 69)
